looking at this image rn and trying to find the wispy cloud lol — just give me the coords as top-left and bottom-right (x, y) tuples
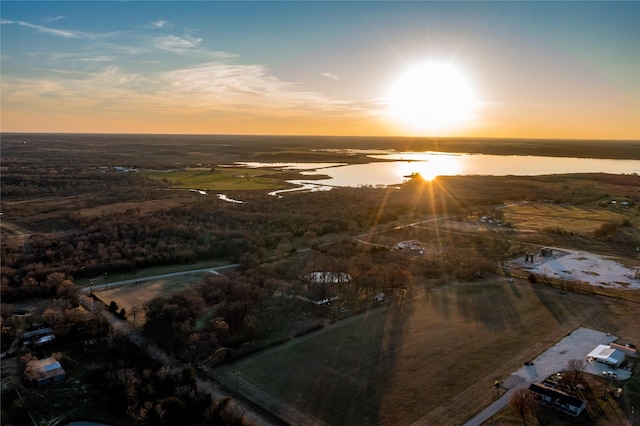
(321, 72), (339, 80)
(153, 33), (236, 58)
(1, 18), (89, 39)
(157, 62), (351, 113)
(154, 34), (202, 52)
(42, 15), (66, 23)
(72, 56), (114, 62)
(151, 20), (171, 29)
(2, 62), (356, 118)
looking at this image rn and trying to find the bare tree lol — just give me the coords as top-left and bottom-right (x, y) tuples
(566, 358), (586, 388)
(510, 387), (536, 425)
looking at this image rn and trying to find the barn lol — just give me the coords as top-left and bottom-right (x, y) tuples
(26, 357), (66, 386)
(587, 344), (625, 367)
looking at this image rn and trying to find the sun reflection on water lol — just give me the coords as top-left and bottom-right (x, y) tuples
(395, 154), (463, 181)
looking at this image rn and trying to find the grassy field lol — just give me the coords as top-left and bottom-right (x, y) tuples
(225, 278), (640, 426)
(502, 202), (635, 234)
(76, 259), (227, 286)
(143, 167), (292, 190)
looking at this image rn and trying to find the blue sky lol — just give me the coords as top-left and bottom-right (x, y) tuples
(1, 1), (638, 138)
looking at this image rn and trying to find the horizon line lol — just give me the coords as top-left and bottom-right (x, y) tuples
(1, 131), (638, 143)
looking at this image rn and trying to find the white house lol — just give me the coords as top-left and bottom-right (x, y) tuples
(396, 239), (421, 249)
(587, 344), (625, 367)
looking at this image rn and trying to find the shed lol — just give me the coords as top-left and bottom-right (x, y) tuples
(587, 344), (625, 367)
(26, 357), (66, 385)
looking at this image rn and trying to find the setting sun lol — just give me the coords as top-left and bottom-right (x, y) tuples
(385, 63), (479, 135)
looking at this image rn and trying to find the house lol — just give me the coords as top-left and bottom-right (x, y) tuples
(22, 327), (55, 347)
(587, 344), (625, 367)
(25, 357), (66, 386)
(396, 239), (421, 249)
(528, 383), (586, 417)
(304, 272), (352, 285)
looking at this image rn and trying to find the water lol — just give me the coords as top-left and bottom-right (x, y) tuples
(239, 151), (639, 192)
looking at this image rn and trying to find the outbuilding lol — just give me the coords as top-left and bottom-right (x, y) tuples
(25, 357), (66, 386)
(587, 344), (625, 367)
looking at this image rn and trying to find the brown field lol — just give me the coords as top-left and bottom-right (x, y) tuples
(224, 278), (640, 426)
(95, 273), (205, 324)
(502, 202), (636, 234)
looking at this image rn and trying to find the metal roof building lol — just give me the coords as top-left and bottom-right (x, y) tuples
(587, 344), (625, 367)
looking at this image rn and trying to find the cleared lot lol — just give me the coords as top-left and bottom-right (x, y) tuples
(225, 278), (640, 425)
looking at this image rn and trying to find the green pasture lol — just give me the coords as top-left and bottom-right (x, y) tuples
(143, 167), (287, 190)
(229, 279), (640, 426)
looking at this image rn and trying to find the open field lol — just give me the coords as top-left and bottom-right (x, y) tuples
(143, 167), (294, 191)
(94, 272), (207, 324)
(502, 202), (638, 235)
(225, 278), (640, 426)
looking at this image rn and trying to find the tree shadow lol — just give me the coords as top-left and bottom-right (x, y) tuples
(531, 282), (569, 324)
(240, 296), (416, 426)
(452, 283), (522, 331)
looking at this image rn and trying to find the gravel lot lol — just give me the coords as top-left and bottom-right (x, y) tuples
(509, 249), (640, 290)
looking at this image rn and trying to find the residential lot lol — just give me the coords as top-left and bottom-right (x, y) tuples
(221, 278), (640, 425)
(465, 327), (633, 425)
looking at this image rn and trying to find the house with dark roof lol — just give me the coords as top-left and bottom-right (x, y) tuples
(528, 383), (586, 417)
(22, 327), (55, 347)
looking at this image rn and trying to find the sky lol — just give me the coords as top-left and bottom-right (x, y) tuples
(1, 1), (639, 139)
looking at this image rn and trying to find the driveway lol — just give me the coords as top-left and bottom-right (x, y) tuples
(464, 327), (628, 426)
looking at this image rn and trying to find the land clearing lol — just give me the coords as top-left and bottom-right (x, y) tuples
(509, 250), (640, 290)
(222, 278), (640, 426)
(94, 273), (205, 324)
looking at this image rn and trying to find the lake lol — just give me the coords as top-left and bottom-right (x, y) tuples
(239, 151), (639, 194)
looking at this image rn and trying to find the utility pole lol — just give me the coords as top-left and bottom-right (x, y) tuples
(233, 371), (239, 397)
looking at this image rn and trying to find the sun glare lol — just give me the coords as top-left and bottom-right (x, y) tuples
(386, 63), (479, 135)
(396, 154), (463, 181)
